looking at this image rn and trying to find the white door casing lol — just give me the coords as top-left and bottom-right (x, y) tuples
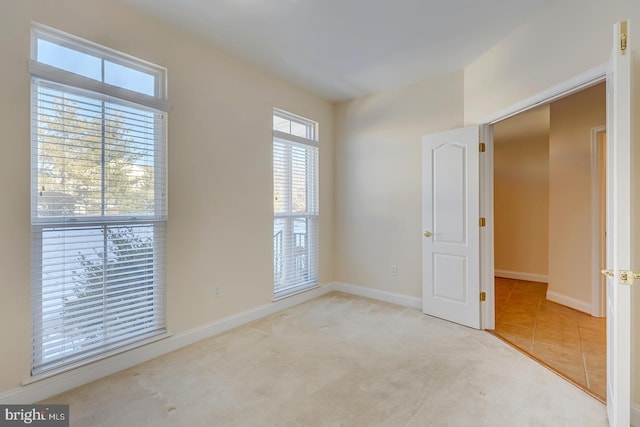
(422, 126), (481, 329)
(590, 126), (607, 318)
(605, 20), (632, 427)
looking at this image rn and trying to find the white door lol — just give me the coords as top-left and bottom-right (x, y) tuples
(605, 20), (632, 427)
(422, 126), (481, 329)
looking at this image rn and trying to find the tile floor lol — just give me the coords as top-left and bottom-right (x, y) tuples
(493, 277), (606, 401)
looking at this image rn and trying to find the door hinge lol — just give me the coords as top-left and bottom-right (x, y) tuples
(479, 217), (486, 227)
(479, 142), (486, 152)
(480, 292), (486, 302)
(620, 20), (628, 53)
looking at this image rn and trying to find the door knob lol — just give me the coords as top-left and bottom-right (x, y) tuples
(424, 231), (432, 237)
(600, 269), (614, 277)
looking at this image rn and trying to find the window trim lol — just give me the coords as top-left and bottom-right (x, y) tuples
(29, 61), (170, 112)
(29, 23), (168, 377)
(31, 22), (167, 100)
(273, 108), (318, 142)
(272, 109), (319, 299)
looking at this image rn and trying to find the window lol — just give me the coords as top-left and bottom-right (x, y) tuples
(30, 24), (168, 376)
(273, 109), (319, 298)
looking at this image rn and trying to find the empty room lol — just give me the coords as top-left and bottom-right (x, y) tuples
(1, 0), (639, 426)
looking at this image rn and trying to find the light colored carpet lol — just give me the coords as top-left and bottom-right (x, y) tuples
(44, 292), (607, 426)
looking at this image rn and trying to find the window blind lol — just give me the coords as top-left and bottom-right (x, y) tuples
(273, 110), (319, 297)
(30, 24), (167, 376)
(32, 81), (167, 221)
(31, 224), (166, 374)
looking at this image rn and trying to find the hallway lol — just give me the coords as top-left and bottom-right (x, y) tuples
(493, 277), (606, 401)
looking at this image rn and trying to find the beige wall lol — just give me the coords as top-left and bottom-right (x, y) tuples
(548, 84), (606, 305)
(333, 72), (464, 298)
(464, 0), (637, 125)
(493, 107), (549, 278)
(463, 0), (640, 409)
(0, 0), (333, 393)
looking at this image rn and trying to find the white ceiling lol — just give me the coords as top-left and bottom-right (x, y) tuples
(114, 0), (558, 101)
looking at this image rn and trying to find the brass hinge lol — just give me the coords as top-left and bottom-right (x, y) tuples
(479, 217), (486, 227)
(620, 21), (628, 53)
(479, 142), (486, 152)
(480, 292), (486, 302)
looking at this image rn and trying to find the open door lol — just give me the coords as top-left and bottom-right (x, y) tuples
(422, 126), (482, 329)
(605, 20), (632, 427)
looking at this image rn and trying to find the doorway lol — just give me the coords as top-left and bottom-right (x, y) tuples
(491, 83), (607, 401)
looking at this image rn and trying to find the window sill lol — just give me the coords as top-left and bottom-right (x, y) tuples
(273, 283), (320, 302)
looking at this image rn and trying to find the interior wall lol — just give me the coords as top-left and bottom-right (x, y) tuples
(493, 106), (549, 279)
(463, 0), (640, 410)
(333, 72), (464, 298)
(0, 0), (334, 394)
(548, 84), (606, 306)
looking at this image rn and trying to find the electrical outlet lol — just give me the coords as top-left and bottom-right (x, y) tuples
(392, 265), (398, 277)
(213, 286), (222, 297)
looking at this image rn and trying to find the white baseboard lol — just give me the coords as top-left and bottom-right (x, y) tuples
(632, 402), (640, 427)
(546, 290), (591, 314)
(0, 283), (335, 405)
(494, 269), (548, 283)
(333, 282), (422, 309)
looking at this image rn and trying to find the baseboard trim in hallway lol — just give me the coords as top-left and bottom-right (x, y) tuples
(495, 269), (549, 284)
(546, 290), (592, 314)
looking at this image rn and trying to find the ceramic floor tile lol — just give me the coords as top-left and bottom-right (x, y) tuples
(493, 277), (606, 402)
(587, 369), (607, 400)
(538, 300), (579, 317)
(534, 331), (582, 349)
(494, 323), (534, 352)
(497, 307), (537, 328)
(530, 341), (587, 386)
(503, 294), (542, 309)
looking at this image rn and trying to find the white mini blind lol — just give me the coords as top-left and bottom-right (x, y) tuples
(30, 24), (168, 376)
(32, 81), (167, 221)
(273, 110), (319, 297)
(31, 224), (166, 374)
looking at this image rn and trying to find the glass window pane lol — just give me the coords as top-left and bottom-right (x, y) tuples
(290, 121), (310, 139)
(36, 86), (103, 217)
(103, 103), (157, 216)
(273, 115), (290, 133)
(273, 141), (290, 214)
(37, 39), (101, 81)
(105, 61), (155, 96)
(291, 147), (308, 213)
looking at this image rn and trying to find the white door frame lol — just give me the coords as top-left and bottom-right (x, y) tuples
(479, 125), (495, 329)
(591, 125), (607, 318)
(478, 63), (607, 330)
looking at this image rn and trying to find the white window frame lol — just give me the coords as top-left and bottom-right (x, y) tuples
(29, 23), (169, 377)
(273, 109), (319, 299)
